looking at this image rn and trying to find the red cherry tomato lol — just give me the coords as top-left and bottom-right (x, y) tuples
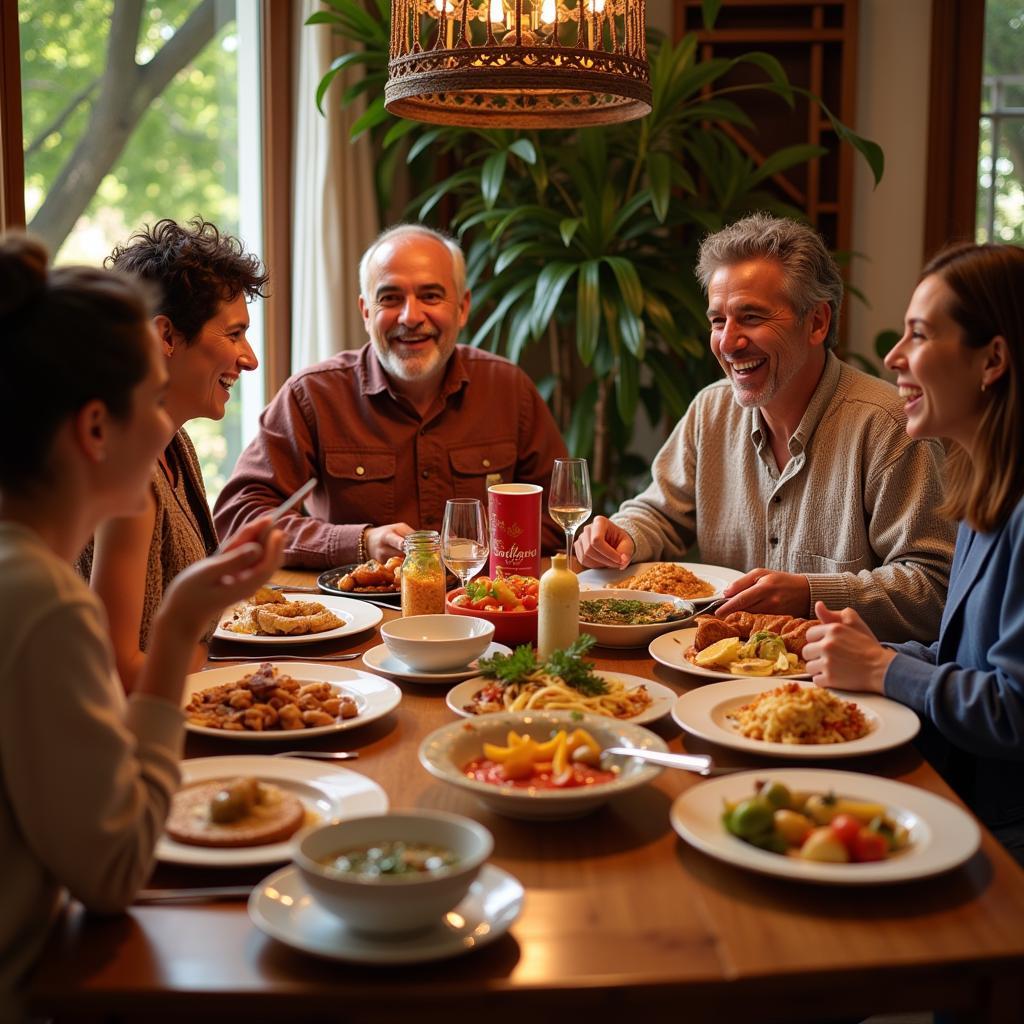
(852, 827), (888, 862)
(828, 814), (862, 854)
(522, 595), (538, 611)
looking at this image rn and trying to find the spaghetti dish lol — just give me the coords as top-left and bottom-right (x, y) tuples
(465, 672), (652, 720)
(609, 563), (714, 600)
(727, 682), (870, 745)
(471, 634), (652, 720)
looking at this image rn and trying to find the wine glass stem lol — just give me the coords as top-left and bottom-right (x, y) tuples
(565, 529), (574, 571)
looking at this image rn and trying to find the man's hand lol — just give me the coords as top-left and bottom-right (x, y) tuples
(714, 569), (811, 618)
(365, 522), (415, 562)
(574, 515), (635, 569)
(802, 601), (894, 694)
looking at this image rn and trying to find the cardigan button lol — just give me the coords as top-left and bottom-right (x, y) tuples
(355, 466), (365, 476)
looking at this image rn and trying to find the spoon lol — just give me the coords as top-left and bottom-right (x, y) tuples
(602, 747), (745, 776)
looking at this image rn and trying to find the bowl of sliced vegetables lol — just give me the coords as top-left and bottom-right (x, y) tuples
(447, 574), (538, 645)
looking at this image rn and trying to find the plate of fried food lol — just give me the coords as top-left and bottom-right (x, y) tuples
(670, 678), (919, 758)
(318, 558), (403, 603)
(183, 662), (402, 740)
(650, 612), (818, 680)
(156, 755), (389, 867)
(577, 561), (742, 605)
(215, 587), (382, 644)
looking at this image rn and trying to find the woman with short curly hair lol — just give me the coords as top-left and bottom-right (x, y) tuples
(80, 218), (270, 690)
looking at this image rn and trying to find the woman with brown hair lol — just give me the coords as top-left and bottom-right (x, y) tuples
(803, 242), (1024, 863)
(0, 233), (282, 1015)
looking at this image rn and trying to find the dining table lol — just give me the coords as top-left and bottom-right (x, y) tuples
(27, 566), (1024, 1024)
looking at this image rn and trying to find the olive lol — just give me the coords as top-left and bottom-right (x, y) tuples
(759, 781), (793, 810)
(726, 797), (775, 840)
(208, 777), (259, 824)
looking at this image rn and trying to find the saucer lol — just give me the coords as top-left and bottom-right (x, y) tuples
(361, 641), (513, 684)
(249, 863), (524, 964)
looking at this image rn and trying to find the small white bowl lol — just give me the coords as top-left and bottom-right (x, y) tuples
(578, 588), (694, 649)
(419, 711), (667, 820)
(294, 811), (493, 935)
(380, 614), (495, 672)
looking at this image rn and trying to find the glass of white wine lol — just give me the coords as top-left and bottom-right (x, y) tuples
(440, 498), (489, 593)
(549, 457), (592, 570)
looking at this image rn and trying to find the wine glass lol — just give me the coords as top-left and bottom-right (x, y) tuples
(548, 458), (592, 570)
(441, 498), (489, 594)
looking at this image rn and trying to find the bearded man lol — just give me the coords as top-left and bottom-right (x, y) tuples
(575, 213), (955, 642)
(214, 224), (567, 566)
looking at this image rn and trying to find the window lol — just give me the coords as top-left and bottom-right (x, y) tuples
(977, 1), (1024, 244)
(18, 0), (265, 501)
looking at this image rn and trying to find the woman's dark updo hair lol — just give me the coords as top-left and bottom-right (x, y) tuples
(0, 234), (153, 490)
(107, 218), (269, 342)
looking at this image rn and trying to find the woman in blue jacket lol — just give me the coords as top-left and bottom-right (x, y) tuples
(803, 242), (1024, 864)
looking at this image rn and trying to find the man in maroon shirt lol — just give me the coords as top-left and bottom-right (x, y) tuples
(213, 225), (567, 568)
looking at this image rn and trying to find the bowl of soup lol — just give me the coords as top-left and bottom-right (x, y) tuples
(294, 811), (493, 934)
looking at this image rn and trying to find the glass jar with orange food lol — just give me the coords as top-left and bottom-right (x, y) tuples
(400, 530), (446, 616)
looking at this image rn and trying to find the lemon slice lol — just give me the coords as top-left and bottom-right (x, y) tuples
(694, 636), (743, 667)
(728, 658), (776, 677)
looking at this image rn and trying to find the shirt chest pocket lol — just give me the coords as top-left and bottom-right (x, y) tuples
(324, 448), (396, 523)
(448, 441), (517, 499)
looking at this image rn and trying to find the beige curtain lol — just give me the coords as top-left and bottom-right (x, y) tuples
(291, 0), (378, 368)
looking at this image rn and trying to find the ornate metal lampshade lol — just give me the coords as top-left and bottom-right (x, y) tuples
(385, 0), (651, 128)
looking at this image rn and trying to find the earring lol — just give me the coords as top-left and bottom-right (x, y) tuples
(980, 381), (987, 393)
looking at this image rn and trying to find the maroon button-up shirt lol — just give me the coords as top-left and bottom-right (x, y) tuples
(213, 344), (568, 568)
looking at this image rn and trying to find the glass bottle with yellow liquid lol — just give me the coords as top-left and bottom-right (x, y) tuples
(400, 530), (446, 617)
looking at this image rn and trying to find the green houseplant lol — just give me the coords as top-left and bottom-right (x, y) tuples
(308, 1), (882, 508)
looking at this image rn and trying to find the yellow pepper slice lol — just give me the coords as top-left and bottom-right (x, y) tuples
(566, 728), (600, 758)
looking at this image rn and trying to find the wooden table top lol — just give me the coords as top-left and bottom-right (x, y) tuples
(28, 569), (1024, 1023)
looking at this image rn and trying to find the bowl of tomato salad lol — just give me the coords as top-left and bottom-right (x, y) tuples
(447, 574), (539, 645)
(418, 711), (667, 820)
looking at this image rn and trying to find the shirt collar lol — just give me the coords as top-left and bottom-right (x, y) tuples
(748, 351), (842, 456)
(356, 342), (470, 405)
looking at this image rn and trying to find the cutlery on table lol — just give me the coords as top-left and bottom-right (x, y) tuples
(273, 750), (360, 761)
(205, 652), (363, 663)
(270, 584), (399, 610)
(134, 886), (252, 904)
(602, 747), (745, 776)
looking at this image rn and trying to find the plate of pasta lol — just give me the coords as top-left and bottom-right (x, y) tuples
(671, 678), (920, 758)
(445, 672), (674, 725)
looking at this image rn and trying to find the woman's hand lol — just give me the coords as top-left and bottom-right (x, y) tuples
(161, 516), (285, 640)
(802, 601), (895, 694)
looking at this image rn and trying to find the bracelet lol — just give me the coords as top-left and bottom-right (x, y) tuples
(357, 526), (369, 564)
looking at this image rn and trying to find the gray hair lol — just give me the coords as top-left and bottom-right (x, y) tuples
(358, 224), (467, 302)
(696, 213), (844, 350)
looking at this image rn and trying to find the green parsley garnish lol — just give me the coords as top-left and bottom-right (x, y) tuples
(477, 634), (608, 696)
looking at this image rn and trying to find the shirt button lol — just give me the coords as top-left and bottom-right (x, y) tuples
(769, 537), (779, 546)
(422, 469), (430, 479)
(355, 466), (365, 476)
(482, 458), (491, 468)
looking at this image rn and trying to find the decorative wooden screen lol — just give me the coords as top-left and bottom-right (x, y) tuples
(673, 0), (859, 256)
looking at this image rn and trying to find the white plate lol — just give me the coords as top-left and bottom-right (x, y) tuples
(578, 589), (695, 648)
(213, 592), (383, 645)
(182, 664), (401, 740)
(670, 678), (920, 758)
(249, 862), (523, 964)
(577, 561), (743, 605)
(445, 672), (676, 726)
(156, 755), (388, 867)
(670, 768), (980, 884)
(650, 627), (812, 681)
(361, 641), (513, 684)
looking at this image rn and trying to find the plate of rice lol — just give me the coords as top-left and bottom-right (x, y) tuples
(577, 562), (742, 605)
(671, 678), (920, 758)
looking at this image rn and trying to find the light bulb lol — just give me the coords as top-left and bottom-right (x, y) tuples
(540, 0), (557, 24)
(489, 0), (505, 22)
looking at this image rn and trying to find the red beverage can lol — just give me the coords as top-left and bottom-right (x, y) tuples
(488, 483), (542, 580)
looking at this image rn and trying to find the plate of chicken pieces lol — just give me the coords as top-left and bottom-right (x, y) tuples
(649, 611), (817, 680)
(215, 587), (383, 644)
(318, 558), (403, 603)
(183, 662), (402, 740)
